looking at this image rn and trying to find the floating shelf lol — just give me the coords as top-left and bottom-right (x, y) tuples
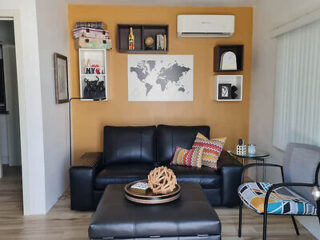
(80, 74), (107, 77)
(214, 45), (244, 72)
(117, 24), (168, 53)
(79, 48), (108, 101)
(213, 75), (243, 102)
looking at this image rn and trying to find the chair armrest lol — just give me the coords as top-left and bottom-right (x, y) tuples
(241, 163), (284, 183)
(218, 151), (243, 206)
(70, 152), (104, 211)
(264, 182), (317, 215)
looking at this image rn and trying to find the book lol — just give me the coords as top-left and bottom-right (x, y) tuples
(76, 22), (103, 29)
(130, 182), (149, 195)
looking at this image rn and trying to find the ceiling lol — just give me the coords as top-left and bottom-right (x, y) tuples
(66, 0), (257, 7)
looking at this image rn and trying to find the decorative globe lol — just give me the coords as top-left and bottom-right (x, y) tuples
(148, 166), (177, 194)
(144, 36), (154, 49)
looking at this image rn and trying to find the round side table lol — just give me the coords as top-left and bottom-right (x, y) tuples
(229, 150), (270, 181)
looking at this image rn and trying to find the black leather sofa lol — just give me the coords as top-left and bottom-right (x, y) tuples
(70, 125), (242, 211)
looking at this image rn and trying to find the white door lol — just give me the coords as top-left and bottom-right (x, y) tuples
(3, 45), (21, 166)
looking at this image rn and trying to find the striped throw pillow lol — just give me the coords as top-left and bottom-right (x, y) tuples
(170, 146), (204, 168)
(192, 133), (226, 169)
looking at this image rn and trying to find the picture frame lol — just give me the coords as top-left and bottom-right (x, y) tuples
(218, 83), (232, 99)
(54, 53), (69, 104)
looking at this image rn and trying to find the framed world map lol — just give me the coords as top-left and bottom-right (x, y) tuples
(128, 55), (193, 101)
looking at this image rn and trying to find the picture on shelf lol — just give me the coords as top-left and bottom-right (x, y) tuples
(54, 53), (69, 104)
(218, 83), (232, 99)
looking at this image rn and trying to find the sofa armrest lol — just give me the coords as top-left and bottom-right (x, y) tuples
(70, 152), (103, 211)
(218, 151), (242, 207)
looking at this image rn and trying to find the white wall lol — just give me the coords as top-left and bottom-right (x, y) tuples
(0, 0), (70, 215)
(0, 1), (46, 215)
(250, 0), (320, 238)
(35, 0), (70, 212)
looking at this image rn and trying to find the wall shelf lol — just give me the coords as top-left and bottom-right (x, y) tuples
(117, 24), (168, 53)
(78, 48), (108, 101)
(213, 75), (243, 102)
(214, 45), (244, 72)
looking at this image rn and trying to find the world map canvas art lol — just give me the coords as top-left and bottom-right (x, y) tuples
(128, 55), (193, 101)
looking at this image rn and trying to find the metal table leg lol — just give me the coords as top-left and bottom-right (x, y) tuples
(263, 158), (265, 181)
(255, 159), (258, 180)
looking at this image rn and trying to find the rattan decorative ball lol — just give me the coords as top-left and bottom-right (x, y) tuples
(148, 166), (177, 194)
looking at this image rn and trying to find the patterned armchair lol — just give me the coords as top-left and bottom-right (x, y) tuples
(238, 143), (320, 240)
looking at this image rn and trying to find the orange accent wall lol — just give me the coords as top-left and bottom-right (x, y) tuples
(68, 5), (253, 162)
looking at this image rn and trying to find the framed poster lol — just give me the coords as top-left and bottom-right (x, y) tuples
(54, 53), (69, 104)
(128, 55), (193, 101)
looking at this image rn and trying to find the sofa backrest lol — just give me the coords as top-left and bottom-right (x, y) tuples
(156, 125), (210, 165)
(103, 126), (156, 165)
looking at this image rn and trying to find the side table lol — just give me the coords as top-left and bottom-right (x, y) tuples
(229, 150), (270, 181)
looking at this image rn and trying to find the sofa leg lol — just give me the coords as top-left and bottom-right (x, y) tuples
(238, 201), (243, 237)
(263, 211), (268, 240)
(291, 216), (300, 235)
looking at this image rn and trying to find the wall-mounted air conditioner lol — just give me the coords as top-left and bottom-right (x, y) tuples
(177, 15), (235, 38)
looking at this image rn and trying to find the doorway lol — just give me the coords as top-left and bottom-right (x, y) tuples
(0, 19), (22, 198)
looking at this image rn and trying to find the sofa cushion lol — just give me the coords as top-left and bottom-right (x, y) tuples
(238, 182), (317, 215)
(95, 163), (154, 190)
(171, 146), (204, 168)
(103, 126), (156, 165)
(192, 133), (226, 169)
(157, 125), (210, 165)
(170, 165), (221, 189)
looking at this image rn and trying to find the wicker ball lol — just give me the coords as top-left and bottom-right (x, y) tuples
(148, 166), (177, 194)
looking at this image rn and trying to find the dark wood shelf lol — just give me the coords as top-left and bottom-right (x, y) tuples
(118, 50), (168, 54)
(117, 24), (168, 53)
(214, 45), (244, 72)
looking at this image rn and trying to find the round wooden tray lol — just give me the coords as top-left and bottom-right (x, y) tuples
(124, 180), (181, 204)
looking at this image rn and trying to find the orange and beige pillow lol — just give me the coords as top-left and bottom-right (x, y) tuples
(192, 133), (226, 169)
(171, 146), (204, 168)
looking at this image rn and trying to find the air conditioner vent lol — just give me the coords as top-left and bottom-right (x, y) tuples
(177, 15), (235, 38)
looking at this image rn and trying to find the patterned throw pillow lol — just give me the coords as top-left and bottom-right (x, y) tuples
(192, 133), (226, 169)
(170, 146), (204, 168)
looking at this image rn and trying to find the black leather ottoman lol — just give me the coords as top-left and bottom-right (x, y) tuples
(89, 183), (221, 240)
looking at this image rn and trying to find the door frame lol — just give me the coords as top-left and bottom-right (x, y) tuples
(0, 11), (30, 214)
